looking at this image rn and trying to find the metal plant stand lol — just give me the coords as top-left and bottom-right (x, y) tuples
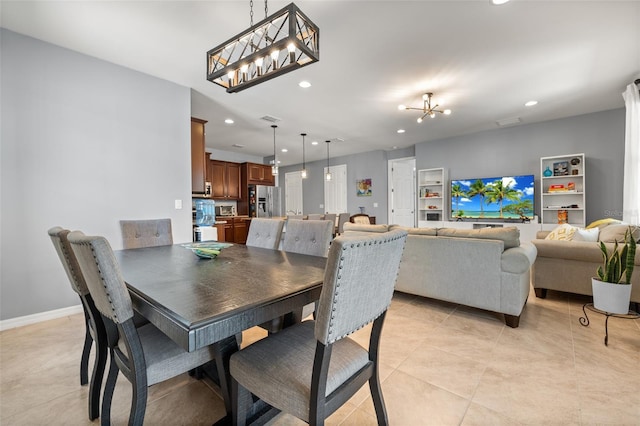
(579, 303), (639, 346)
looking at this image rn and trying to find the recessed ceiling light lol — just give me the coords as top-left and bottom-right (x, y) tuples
(311, 141), (319, 145)
(299, 81), (311, 88)
(224, 118), (234, 124)
(525, 100), (538, 107)
(492, 0), (510, 5)
(232, 143), (244, 148)
(281, 148), (288, 153)
(397, 129), (405, 134)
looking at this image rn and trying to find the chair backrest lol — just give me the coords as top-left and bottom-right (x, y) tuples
(323, 213), (337, 230)
(48, 226), (90, 296)
(68, 231), (134, 324)
(337, 213), (350, 234)
(120, 219), (173, 249)
(306, 214), (324, 221)
(314, 229), (407, 345)
(282, 219), (333, 257)
(246, 218), (285, 250)
(350, 214), (371, 224)
(287, 214), (304, 220)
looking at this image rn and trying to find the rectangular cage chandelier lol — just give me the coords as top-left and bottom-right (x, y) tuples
(207, 2), (319, 93)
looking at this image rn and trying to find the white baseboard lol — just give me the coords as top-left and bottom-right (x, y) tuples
(0, 304), (83, 331)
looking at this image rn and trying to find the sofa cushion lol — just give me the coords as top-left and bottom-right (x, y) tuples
(436, 227), (520, 249)
(389, 225), (437, 236)
(342, 223), (390, 233)
(544, 224), (577, 241)
(598, 224), (640, 243)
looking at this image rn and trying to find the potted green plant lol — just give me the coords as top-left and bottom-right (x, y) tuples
(592, 227), (636, 314)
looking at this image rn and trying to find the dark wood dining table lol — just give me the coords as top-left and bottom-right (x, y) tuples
(114, 243), (327, 420)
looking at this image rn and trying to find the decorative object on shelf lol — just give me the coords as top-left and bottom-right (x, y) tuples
(543, 166), (553, 177)
(271, 125), (278, 176)
(325, 140), (331, 181)
(553, 161), (569, 176)
(356, 178), (372, 197)
(300, 133), (307, 179)
(398, 93), (452, 123)
(359, 206), (365, 214)
(591, 226), (636, 314)
(206, 2), (319, 93)
(570, 157), (581, 175)
(557, 210), (568, 224)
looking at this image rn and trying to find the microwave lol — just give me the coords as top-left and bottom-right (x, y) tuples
(215, 205), (236, 216)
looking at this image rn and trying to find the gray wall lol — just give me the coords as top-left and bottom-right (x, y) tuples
(279, 150), (393, 223)
(416, 109), (625, 224)
(1, 30), (193, 320)
(280, 109), (625, 227)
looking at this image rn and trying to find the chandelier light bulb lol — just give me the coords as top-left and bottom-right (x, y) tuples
(398, 104), (406, 110)
(422, 93), (430, 101)
(301, 169), (307, 179)
(287, 43), (296, 63)
(227, 70), (235, 80)
(272, 165), (278, 175)
(417, 117), (423, 123)
(326, 171), (332, 181)
(271, 50), (279, 69)
(430, 112), (435, 118)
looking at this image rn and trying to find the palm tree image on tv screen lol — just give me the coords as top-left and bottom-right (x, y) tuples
(451, 175), (535, 221)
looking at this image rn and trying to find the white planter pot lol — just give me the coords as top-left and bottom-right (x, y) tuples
(591, 278), (632, 314)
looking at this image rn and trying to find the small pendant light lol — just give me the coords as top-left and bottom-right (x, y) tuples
(300, 133), (308, 179)
(271, 125), (278, 176)
(325, 140), (332, 181)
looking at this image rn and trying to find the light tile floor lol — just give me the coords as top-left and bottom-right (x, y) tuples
(1, 287), (639, 425)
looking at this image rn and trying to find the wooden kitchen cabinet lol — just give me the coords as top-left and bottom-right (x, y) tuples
(210, 160), (241, 200)
(214, 217), (250, 244)
(191, 117), (207, 194)
(245, 162), (275, 186)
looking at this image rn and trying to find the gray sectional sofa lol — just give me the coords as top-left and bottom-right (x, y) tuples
(342, 223), (537, 327)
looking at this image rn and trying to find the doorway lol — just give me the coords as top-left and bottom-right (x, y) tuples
(388, 157), (416, 227)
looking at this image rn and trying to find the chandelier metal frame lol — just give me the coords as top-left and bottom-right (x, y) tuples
(399, 92), (451, 123)
(207, 2), (319, 93)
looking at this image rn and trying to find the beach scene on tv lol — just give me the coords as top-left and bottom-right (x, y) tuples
(451, 175), (535, 221)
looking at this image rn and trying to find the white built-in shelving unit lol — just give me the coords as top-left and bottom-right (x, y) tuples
(417, 168), (447, 227)
(540, 153), (586, 230)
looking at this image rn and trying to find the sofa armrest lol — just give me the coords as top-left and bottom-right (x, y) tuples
(536, 230), (551, 239)
(501, 242), (537, 274)
(531, 239), (603, 263)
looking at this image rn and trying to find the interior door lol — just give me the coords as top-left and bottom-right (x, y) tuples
(389, 158), (416, 227)
(324, 164), (347, 213)
(285, 171), (303, 215)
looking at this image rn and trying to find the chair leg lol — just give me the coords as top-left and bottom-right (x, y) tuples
(101, 356), (119, 426)
(88, 328), (108, 420)
(129, 375), (148, 426)
(80, 315), (93, 386)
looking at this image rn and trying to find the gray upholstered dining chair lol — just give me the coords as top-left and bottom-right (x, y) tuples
(306, 213), (325, 221)
(323, 213), (337, 236)
(48, 227), (107, 421)
(230, 229), (408, 425)
(336, 213), (350, 235)
(281, 219), (333, 258)
(68, 231), (217, 426)
(245, 218), (285, 250)
(120, 218), (173, 249)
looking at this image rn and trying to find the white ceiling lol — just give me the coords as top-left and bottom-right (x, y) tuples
(2, 0), (639, 166)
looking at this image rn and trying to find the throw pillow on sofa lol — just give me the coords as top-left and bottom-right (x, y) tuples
(572, 227), (600, 242)
(544, 223), (577, 241)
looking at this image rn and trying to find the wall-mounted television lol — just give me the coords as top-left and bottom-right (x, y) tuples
(451, 174), (535, 221)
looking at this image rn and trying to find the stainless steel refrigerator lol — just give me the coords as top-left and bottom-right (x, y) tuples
(249, 185), (282, 218)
